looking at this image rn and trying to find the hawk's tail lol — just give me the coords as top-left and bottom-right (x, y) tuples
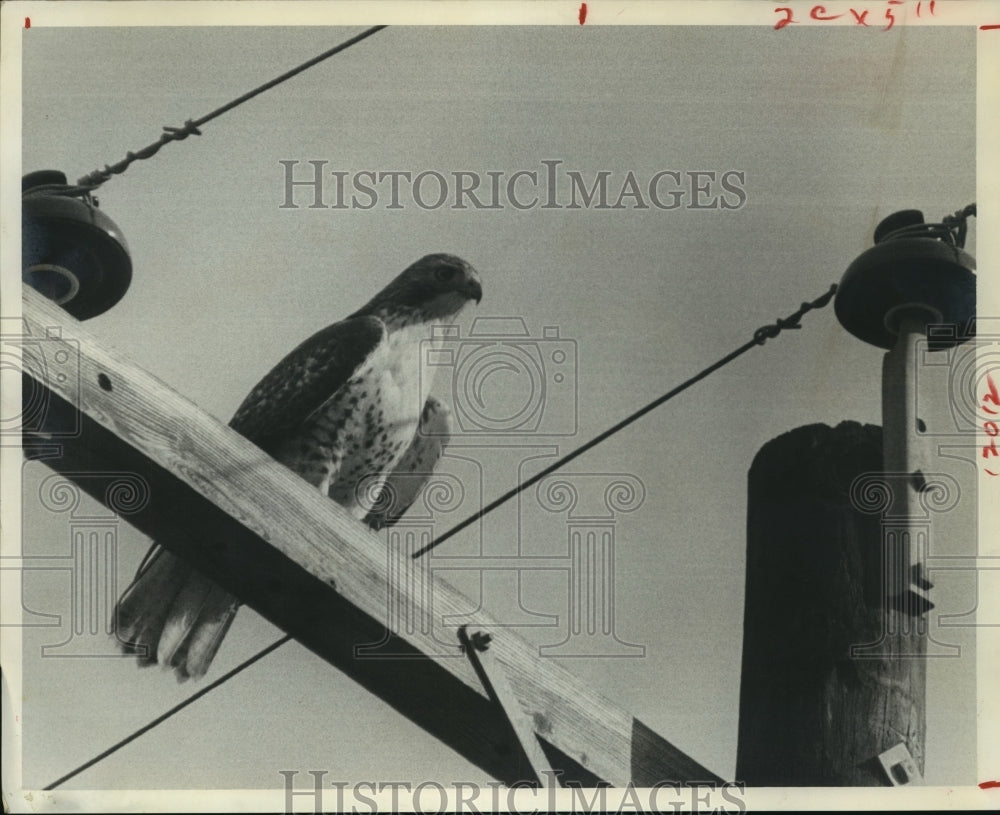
(113, 546), (239, 681)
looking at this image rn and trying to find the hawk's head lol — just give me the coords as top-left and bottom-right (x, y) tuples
(357, 254), (483, 327)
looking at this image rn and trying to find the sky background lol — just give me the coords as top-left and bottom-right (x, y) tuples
(9, 12), (990, 796)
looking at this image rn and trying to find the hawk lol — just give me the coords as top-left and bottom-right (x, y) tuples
(114, 253), (482, 679)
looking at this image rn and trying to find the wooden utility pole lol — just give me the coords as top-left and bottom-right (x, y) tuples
(736, 421), (926, 785)
(736, 207), (976, 785)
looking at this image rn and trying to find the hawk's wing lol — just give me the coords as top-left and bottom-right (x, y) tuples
(228, 315), (386, 453)
(116, 315), (386, 678)
(363, 395), (452, 529)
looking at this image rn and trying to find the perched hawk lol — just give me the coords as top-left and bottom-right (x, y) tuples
(114, 254), (482, 680)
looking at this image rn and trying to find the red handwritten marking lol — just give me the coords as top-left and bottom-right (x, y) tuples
(982, 373), (1000, 476)
(984, 373), (999, 412)
(579, 3), (587, 25)
(979, 780), (1000, 789)
(981, 24), (1000, 30)
(776, 1), (938, 31)
(24, 17), (30, 28)
(774, 7), (795, 29)
(810, 5), (842, 20)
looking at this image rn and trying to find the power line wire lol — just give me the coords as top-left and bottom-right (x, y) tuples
(45, 283), (838, 787)
(75, 26), (388, 189)
(32, 13), (847, 791)
(43, 635), (293, 790)
(412, 283), (840, 557)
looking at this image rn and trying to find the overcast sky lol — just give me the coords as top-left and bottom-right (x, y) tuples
(8, 6), (994, 802)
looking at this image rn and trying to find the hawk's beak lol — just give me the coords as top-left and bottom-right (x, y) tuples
(465, 277), (483, 305)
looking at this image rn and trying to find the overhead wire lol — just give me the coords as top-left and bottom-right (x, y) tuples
(75, 26), (388, 190)
(35, 17), (849, 791)
(44, 283), (839, 789)
(42, 24), (386, 792)
(44, 635), (293, 790)
(411, 283), (840, 557)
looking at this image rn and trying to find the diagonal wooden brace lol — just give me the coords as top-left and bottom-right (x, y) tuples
(459, 626), (561, 788)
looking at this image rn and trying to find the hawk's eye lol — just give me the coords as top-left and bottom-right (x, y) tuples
(434, 266), (458, 283)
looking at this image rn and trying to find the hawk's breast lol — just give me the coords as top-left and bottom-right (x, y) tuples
(278, 321), (443, 518)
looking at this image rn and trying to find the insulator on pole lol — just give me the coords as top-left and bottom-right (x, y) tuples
(834, 206), (976, 613)
(22, 170), (132, 320)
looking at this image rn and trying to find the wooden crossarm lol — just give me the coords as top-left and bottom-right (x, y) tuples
(17, 283), (721, 787)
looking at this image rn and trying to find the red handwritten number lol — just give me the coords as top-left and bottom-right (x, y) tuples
(24, 17), (30, 28)
(983, 374), (1000, 474)
(774, 7), (795, 29)
(578, 3), (587, 25)
(778, 1), (940, 31)
(881, 0), (905, 30)
(983, 374), (1000, 411)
